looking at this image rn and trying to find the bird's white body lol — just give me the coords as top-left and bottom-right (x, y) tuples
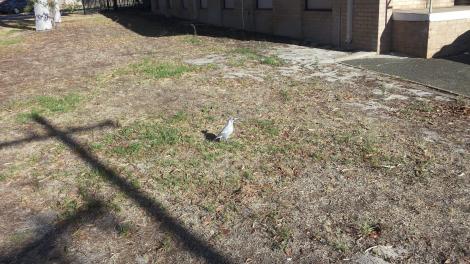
(216, 118), (236, 141)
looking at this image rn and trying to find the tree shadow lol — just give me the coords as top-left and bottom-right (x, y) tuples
(0, 115), (232, 263)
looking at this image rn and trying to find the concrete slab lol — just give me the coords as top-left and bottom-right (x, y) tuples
(342, 53), (470, 97)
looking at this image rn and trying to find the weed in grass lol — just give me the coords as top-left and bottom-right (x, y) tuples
(360, 222), (376, 237)
(90, 142), (104, 150)
(184, 36), (203, 45)
(360, 221), (381, 238)
(131, 59), (192, 79)
(279, 89), (290, 102)
(10, 230), (33, 244)
(202, 202), (217, 213)
(112, 142), (142, 156)
(260, 55), (284, 66)
(231, 47), (283, 66)
(37, 93), (81, 113)
(160, 235), (173, 251)
(232, 47), (261, 60)
(170, 111), (188, 123)
(242, 170), (254, 181)
(16, 110), (41, 123)
(0, 173), (6, 182)
(58, 198), (79, 219)
(254, 119), (279, 137)
(116, 222), (134, 237)
(0, 37), (22, 46)
(333, 240), (349, 253)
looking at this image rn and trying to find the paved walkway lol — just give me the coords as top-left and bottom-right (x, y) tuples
(342, 53), (470, 97)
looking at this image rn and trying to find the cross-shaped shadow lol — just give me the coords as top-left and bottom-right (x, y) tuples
(0, 114), (232, 263)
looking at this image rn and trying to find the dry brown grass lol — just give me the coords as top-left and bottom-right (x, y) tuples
(0, 11), (469, 264)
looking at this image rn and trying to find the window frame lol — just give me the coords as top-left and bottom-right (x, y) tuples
(182, 0), (189, 9)
(200, 0), (208, 9)
(305, 0), (332, 11)
(223, 0), (235, 9)
(256, 0), (273, 10)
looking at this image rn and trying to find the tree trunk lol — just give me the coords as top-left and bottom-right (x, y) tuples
(51, 0), (61, 24)
(34, 0), (53, 31)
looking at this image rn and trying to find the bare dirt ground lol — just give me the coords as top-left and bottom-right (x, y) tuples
(0, 10), (469, 264)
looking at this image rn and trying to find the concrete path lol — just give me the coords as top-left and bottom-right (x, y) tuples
(342, 53), (470, 97)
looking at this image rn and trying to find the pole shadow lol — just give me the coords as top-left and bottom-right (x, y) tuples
(10, 115), (231, 263)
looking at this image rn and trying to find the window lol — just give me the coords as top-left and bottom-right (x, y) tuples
(257, 0), (272, 9)
(224, 0), (234, 9)
(306, 0), (332, 10)
(200, 0), (207, 9)
(182, 0), (189, 9)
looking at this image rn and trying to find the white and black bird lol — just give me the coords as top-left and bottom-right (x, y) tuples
(216, 117), (238, 141)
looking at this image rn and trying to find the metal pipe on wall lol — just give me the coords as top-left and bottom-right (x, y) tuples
(346, 0), (353, 44)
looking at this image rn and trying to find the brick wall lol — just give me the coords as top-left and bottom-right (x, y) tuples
(272, 0), (303, 38)
(428, 19), (470, 57)
(392, 19), (470, 58)
(302, 11), (333, 44)
(392, 20), (429, 57)
(149, 0), (387, 53)
(455, 0), (470, 4)
(392, 0), (454, 10)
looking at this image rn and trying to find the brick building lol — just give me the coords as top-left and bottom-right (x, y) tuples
(150, 0), (470, 58)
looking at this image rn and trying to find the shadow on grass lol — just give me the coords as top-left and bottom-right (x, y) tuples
(0, 199), (107, 263)
(100, 9), (338, 49)
(201, 130), (217, 142)
(0, 115), (232, 263)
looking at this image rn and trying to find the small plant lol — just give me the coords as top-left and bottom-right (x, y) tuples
(333, 240), (349, 252)
(131, 59), (192, 79)
(360, 221), (381, 238)
(58, 198), (78, 219)
(184, 36), (202, 45)
(116, 222), (134, 237)
(279, 89), (290, 102)
(170, 111), (188, 123)
(260, 55), (284, 66)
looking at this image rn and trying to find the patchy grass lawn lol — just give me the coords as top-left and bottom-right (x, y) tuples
(0, 10), (469, 264)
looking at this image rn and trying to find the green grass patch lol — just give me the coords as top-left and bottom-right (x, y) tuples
(184, 36), (203, 45)
(254, 119), (279, 137)
(260, 55), (284, 66)
(131, 59), (192, 79)
(231, 47), (284, 66)
(15, 94), (81, 122)
(0, 37), (22, 46)
(37, 93), (81, 112)
(101, 121), (185, 157)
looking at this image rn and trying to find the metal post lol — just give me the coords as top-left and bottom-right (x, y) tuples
(428, 0), (432, 14)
